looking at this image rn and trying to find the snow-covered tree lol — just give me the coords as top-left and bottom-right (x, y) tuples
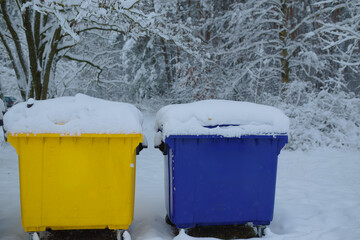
(0, 0), (199, 101)
(315, 0), (360, 93)
(0, 0), (147, 100)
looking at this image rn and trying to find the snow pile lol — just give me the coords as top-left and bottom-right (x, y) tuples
(4, 94), (143, 135)
(155, 100), (289, 140)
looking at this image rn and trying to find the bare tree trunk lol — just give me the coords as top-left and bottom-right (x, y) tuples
(280, 0), (290, 84)
(23, 7), (42, 99)
(41, 27), (61, 100)
(160, 38), (172, 88)
(290, 0), (295, 40)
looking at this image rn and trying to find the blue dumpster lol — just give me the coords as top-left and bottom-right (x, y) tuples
(162, 134), (287, 228)
(155, 100), (289, 229)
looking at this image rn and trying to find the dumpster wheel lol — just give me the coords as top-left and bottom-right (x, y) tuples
(255, 225), (266, 238)
(116, 230), (123, 240)
(165, 215), (180, 236)
(117, 230), (131, 240)
(28, 232), (40, 240)
(165, 215), (175, 227)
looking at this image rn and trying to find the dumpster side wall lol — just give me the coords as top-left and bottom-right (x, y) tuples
(165, 135), (287, 228)
(8, 134), (142, 232)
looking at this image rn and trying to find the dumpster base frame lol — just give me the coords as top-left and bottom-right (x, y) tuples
(25, 224), (130, 232)
(165, 215), (267, 239)
(28, 229), (127, 240)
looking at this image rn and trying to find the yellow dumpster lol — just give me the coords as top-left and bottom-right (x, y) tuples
(4, 94), (144, 238)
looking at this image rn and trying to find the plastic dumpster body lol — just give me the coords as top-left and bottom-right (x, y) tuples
(163, 134), (288, 229)
(8, 133), (142, 232)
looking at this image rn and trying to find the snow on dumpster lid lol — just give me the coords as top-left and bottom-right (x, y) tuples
(155, 100), (289, 138)
(4, 94), (143, 135)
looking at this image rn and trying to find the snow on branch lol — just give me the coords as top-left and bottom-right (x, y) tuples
(62, 54), (103, 82)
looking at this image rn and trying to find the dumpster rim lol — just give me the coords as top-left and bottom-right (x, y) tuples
(165, 134), (288, 140)
(7, 133), (143, 138)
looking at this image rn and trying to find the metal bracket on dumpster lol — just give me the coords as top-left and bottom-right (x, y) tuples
(155, 141), (168, 155)
(136, 143), (147, 155)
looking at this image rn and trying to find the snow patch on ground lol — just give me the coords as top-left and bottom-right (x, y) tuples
(0, 144), (26, 240)
(0, 113), (359, 240)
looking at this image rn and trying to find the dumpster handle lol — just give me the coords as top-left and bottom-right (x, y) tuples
(155, 141), (168, 155)
(136, 143), (147, 155)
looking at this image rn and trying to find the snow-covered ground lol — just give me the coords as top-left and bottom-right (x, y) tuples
(0, 113), (359, 240)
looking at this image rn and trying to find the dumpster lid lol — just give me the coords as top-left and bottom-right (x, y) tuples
(4, 94), (143, 134)
(155, 100), (289, 139)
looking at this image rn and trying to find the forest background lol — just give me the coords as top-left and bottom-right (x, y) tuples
(0, 0), (359, 151)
